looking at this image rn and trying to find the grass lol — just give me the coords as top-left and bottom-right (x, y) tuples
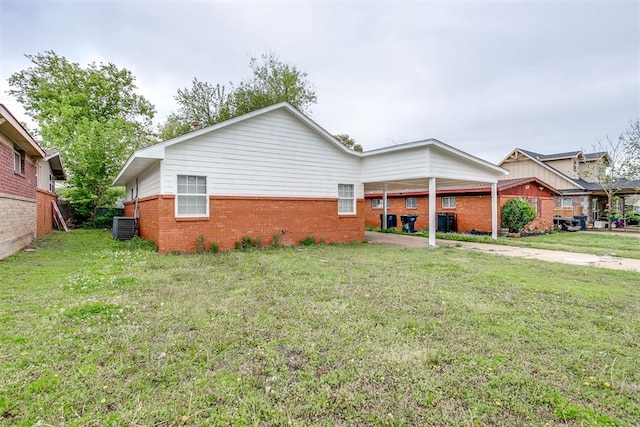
(368, 226), (640, 260)
(1, 229), (639, 425)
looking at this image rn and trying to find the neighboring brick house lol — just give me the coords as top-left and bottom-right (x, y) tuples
(499, 148), (640, 226)
(113, 102), (507, 252)
(365, 178), (559, 233)
(0, 105), (66, 260)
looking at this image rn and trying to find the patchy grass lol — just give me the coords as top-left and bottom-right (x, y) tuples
(1, 229), (639, 425)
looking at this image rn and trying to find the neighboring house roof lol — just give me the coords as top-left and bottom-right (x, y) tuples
(500, 147), (587, 191)
(365, 177), (560, 197)
(0, 104), (45, 158)
(519, 149), (582, 161)
(44, 148), (67, 180)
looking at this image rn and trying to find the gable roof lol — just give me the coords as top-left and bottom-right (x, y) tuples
(500, 147), (586, 190)
(113, 102), (360, 186)
(44, 148), (67, 180)
(0, 104), (45, 158)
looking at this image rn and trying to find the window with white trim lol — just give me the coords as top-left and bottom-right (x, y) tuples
(442, 196), (456, 208)
(560, 198), (572, 208)
(49, 174), (56, 192)
(14, 150), (23, 174)
(405, 197), (417, 208)
(177, 175), (207, 216)
(338, 184), (355, 214)
(371, 198), (383, 209)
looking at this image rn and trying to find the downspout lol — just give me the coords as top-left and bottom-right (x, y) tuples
(491, 182), (498, 239)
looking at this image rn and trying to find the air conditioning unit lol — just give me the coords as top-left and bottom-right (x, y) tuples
(112, 217), (136, 241)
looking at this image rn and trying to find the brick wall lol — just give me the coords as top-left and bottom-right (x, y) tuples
(36, 189), (58, 236)
(0, 134), (38, 200)
(125, 195), (365, 253)
(365, 188), (557, 234)
(0, 194), (36, 260)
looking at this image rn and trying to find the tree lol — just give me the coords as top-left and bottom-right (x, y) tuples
(8, 51), (155, 223)
(158, 51), (317, 139)
(231, 52), (317, 116)
(501, 199), (536, 233)
(620, 118), (640, 180)
(334, 133), (363, 152)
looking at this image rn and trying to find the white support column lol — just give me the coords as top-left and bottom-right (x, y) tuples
(382, 186), (388, 230)
(491, 182), (498, 239)
(429, 177), (436, 247)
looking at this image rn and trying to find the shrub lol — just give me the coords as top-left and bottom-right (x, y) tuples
(501, 198), (536, 233)
(300, 236), (316, 246)
(209, 242), (219, 253)
(196, 235), (206, 253)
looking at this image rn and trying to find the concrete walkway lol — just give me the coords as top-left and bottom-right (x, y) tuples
(365, 231), (640, 273)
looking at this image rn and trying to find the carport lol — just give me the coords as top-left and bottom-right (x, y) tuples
(361, 139), (509, 247)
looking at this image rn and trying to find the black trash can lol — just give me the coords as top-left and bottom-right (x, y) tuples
(437, 213), (457, 232)
(573, 215), (587, 231)
(400, 214), (419, 233)
(379, 213), (397, 229)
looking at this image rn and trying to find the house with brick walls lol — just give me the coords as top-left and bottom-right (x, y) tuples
(113, 102), (508, 252)
(364, 177), (560, 234)
(1, 104), (44, 259)
(499, 148), (640, 227)
(36, 148), (66, 236)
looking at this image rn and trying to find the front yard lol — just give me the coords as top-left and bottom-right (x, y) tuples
(1, 230), (639, 425)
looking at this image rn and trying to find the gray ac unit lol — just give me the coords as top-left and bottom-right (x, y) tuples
(112, 217), (135, 241)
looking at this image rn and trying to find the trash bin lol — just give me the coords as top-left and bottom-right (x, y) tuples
(437, 213), (457, 233)
(400, 214), (418, 233)
(573, 215), (587, 231)
(379, 213), (397, 229)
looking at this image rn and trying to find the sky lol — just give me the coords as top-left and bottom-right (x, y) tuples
(0, 0), (638, 163)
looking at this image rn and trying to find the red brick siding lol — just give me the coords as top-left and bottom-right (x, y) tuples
(364, 184), (557, 233)
(0, 137), (37, 200)
(126, 195), (365, 253)
(364, 196), (430, 230)
(36, 189), (58, 236)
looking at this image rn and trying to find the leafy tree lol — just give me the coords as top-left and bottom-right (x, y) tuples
(158, 78), (233, 140)
(501, 198), (536, 233)
(334, 134), (363, 152)
(158, 51), (317, 139)
(232, 52), (317, 116)
(8, 51), (155, 223)
(620, 118), (640, 180)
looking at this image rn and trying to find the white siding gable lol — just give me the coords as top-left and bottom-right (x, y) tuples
(162, 109), (363, 198)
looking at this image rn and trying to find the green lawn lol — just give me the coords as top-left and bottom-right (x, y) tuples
(1, 230), (639, 425)
(426, 229), (640, 260)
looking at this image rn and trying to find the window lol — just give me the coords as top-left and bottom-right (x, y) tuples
(177, 175), (207, 216)
(338, 184), (355, 214)
(49, 174), (56, 192)
(14, 150), (23, 174)
(371, 198), (383, 209)
(442, 196), (456, 208)
(560, 198), (572, 208)
(405, 197), (417, 208)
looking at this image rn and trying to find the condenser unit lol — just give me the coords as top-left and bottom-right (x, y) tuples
(112, 217), (135, 241)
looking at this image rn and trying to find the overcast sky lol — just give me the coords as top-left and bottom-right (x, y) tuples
(1, 0), (638, 163)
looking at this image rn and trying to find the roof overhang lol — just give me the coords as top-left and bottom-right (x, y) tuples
(0, 104), (45, 158)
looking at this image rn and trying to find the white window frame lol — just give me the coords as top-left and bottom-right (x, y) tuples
(405, 197), (417, 209)
(442, 196), (456, 209)
(338, 184), (355, 215)
(560, 198), (573, 208)
(371, 198), (383, 209)
(14, 149), (23, 174)
(49, 174), (56, 193)
(176, 175), (208, 217)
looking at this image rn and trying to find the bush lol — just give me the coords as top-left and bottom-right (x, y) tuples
(300, 236), (316, 246)
(501, 199), (537, 233)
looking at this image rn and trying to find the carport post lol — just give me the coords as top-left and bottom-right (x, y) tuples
(382, 187), (388, 230)
(429, 177), (436, 247)
(491, 182), (498, 239)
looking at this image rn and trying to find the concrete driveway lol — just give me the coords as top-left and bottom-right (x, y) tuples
(365, 231), (640, 273)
